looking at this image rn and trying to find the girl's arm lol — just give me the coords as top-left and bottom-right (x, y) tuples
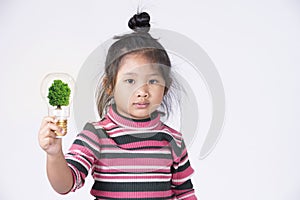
(39, 116), (73, 194)
(172, 140), (197, 200)
(46, 150), (74, 194)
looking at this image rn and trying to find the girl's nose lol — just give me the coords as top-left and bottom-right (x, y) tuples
(136, 85), (149, 98)
(137, 92), (149, 98)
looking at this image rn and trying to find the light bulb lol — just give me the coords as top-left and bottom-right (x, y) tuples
(40, 73), (75, 137)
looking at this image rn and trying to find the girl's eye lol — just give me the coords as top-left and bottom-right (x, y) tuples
(125, 79), (135, 84)
(149, 79), (158, 84)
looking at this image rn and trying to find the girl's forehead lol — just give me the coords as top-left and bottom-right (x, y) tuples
(118, 54), (162, 74)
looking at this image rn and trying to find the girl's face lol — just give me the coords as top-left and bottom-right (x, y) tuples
(113, 53), (166, 120)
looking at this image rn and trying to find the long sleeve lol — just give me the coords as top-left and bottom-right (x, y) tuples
(64, 123), (100, 192)
(171, 140), (197, 199)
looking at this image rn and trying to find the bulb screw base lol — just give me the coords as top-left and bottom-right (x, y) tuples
(55, 119), (68, 137)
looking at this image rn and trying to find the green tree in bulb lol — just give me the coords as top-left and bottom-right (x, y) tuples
(47, 79), (71, 109)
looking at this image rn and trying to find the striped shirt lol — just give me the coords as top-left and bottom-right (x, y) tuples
(65, 105), (197, 199)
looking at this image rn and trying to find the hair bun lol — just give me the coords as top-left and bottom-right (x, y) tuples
(128, 12), (151, 32)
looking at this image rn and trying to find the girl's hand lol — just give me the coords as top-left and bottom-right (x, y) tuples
(38, 116), (63, 156)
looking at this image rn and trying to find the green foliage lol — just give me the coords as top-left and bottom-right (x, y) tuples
(47, 79), (71, 107)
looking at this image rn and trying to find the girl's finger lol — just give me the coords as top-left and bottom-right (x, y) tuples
(47, 122), (62, 132)
(40, 116), (57, 129)
(39, 125), (56, 138)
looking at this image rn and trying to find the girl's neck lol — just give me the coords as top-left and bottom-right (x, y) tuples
(107, 104), (161, 129)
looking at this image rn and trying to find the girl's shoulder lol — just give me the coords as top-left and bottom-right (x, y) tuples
(80, 118), (111, 139)
(83, 116), (117, 132)
(161, 123), (181, 135)
(160, 123), (184, 146)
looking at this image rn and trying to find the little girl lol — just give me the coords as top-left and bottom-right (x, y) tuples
(39, 12), (197, 200)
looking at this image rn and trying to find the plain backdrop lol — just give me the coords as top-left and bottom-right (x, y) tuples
(0, 0), (300, 199)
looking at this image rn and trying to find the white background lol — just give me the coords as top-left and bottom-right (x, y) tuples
(1, 0), (300, 199)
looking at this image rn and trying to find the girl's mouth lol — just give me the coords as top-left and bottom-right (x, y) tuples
(133, 102), (150, 109)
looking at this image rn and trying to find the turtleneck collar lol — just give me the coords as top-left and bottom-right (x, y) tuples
(106, 104), (162, 130)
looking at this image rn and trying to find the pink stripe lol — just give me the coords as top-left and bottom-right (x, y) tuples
(98, 169), (170, 173)
(106, 128), (126, 136)
(106, 127), (165, 136)
(163, 126), (181, 137)
(96, 169), (170, 173)
(69, 144), (94, 156)
(66, 153), (91, 168)
(99, 138), (113, 145)
(176, 166), (194, 177)
(94, 174), (171, 180)
(81, 129), (100, 141)
(175, 189), (197, 200)
(94, 167), (171, 173)
(96, 121), (118, 130)
(100, 147), (171, 154)
(91, 190), (172, 198)
(97, 158), (172, 166)
(119, 140), (170, 148)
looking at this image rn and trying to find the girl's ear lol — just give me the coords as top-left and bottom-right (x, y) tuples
(102, 76), (113, 96)
(106, 87), (113, 96)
